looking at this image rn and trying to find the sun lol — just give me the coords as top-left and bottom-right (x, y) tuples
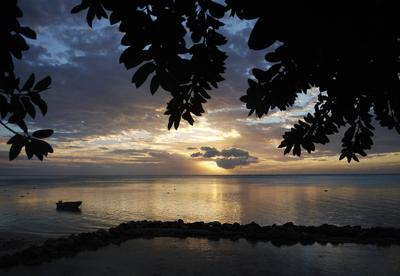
(199, 161), (227, 174)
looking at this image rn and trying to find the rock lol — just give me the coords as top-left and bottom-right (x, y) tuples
(283, 222), (295, 228)
(232, 222), (241, 231)
(1, 220), (399, 270)
(207, 221), (222, 232)
(221, 223), (234, 231)
(188, 221), (205, 229)
(208, 221), (221, 227)
(243, 222), (261, 232)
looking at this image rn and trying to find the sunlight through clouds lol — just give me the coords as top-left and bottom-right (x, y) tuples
(154, 118), (240, 144)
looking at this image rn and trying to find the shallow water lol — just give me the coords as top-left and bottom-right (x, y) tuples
(0, 175), (399, 236)
(3, 237), (400, 276)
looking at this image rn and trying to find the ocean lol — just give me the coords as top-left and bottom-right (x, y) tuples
(1, 174), (400, 275)
(0, 174), (399, 236)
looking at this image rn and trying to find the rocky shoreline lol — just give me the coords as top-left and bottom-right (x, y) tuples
(1, 220), (399, 269)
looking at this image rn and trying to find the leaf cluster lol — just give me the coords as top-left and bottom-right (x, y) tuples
(237, 1), (399, 162)
(72, 0), (228, 129)
(0, 0), (53, 161)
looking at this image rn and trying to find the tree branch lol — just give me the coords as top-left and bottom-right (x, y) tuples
(0, 121), (20, 135)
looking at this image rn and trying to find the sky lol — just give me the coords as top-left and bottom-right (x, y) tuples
(0, 0), (399, 175)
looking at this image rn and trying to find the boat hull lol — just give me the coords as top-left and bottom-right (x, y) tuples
(56, 201), (82, 210)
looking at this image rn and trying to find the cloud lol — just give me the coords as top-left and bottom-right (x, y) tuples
(220, 148), (249, 158)
(200, 147), (220, 158)
(61, 145), (83, 149)
(191, 146), (258, 169)
(216, 156), (258, 169)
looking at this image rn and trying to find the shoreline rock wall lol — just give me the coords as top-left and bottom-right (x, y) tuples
(1, 220), (399, 269)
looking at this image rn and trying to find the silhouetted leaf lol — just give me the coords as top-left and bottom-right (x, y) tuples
(32, 129), (53, 139)
(71, 4), (88, 14)
(120, 48), (149, 69)
(150, 75), (160, 94)
(7, 135), (24, 145)
(109, 11), (121, 24)
(174, 116), (181, 130)
(207, 30), (226, 45)
(86, 7), (95, 27)
(21, 97), (36, 118)
(248, 16), (276, 50)
(17, 120), (28, 133)
(208, 2), (225, 18)
(22, 73), (35, 91)
(252, 68), (265, 81)
(30, 95), (47, 115)
(19, 27), (36, 39)
(21, 138), (53, 161)
(167, 116), (174, 130)
(32, 139), (54, 158)
(8, 115), (27, 133)
(33, 76), (51, 92)
(293, 144), (301, 156)
(132, 62), (155, 88)
(9, 139), (25, 161)
(182, 111), (194, 125)
(25, 141), (33, 159)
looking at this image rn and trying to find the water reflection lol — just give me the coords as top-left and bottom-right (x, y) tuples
(0, 175), (399, 236)
(2, 238), (400, 276)
(56, 209), (82, 214)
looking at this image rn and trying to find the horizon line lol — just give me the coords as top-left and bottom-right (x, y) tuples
(1, 173), (400, 177)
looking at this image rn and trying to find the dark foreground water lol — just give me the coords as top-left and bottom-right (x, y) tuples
(0, 174), (399, 236)
(3, 238), (400, 276)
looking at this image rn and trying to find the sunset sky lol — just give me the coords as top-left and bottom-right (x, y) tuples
(0, 0), (399, 175)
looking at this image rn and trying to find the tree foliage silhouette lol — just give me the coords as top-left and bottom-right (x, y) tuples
(0, 0), (53, 160)
(1, 0), (399, 162)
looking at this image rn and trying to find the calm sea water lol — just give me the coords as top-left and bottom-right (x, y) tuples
(0, 174), (399, 236)
(1, 175), (400, 275)
(3, 238), (400, 276)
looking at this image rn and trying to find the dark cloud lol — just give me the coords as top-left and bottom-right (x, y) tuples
(109, 149), (148, 156)
(216, 156), (258, 169)
(200, 147), (220, 158)
(191, 147), (258, 169)
(61, 145), (83, 149)
(220, 148), (249, 158)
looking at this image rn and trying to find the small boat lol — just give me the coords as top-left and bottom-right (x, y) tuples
(56, 200), (82, 210)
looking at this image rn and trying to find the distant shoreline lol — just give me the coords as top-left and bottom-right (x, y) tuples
(1, 220), (399, 269)
(1, 173), (400, 177)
